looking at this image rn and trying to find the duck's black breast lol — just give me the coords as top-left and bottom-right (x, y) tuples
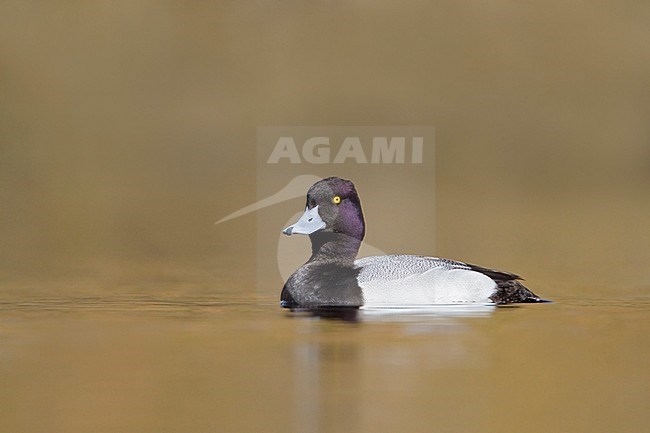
(281, 261), (364, 308)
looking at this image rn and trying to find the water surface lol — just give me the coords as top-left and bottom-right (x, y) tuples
(1, 292), (647, 433)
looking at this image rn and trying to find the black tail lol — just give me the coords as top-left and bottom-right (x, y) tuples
(489, 280), (547, 304)
(464, 262), (547, 304)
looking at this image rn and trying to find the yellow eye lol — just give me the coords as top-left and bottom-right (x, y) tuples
(332, 196), (341, 204)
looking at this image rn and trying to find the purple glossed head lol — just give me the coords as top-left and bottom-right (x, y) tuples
(304, 177), (365, 241)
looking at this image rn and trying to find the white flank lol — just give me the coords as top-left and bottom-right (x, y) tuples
(355, 255), (497, 306)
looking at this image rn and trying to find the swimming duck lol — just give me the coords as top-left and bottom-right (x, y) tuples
(280, 177), (544, 308)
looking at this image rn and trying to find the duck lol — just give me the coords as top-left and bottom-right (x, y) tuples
(280, 177), (545, 308)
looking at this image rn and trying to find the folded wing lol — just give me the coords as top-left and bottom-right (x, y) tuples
(355, 255), (498, 305)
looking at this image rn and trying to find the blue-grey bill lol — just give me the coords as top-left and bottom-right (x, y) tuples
(282, 206), (326, 236)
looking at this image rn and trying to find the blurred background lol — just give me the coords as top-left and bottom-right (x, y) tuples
(1, 1), (649, 297)
(1, 3), (649, 433)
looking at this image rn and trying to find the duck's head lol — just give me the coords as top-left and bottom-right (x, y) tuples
(282, 177), (365, 242)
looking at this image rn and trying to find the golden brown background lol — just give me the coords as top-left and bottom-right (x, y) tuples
(1, 1), (649, 296)
(0, 3), (649, 433)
